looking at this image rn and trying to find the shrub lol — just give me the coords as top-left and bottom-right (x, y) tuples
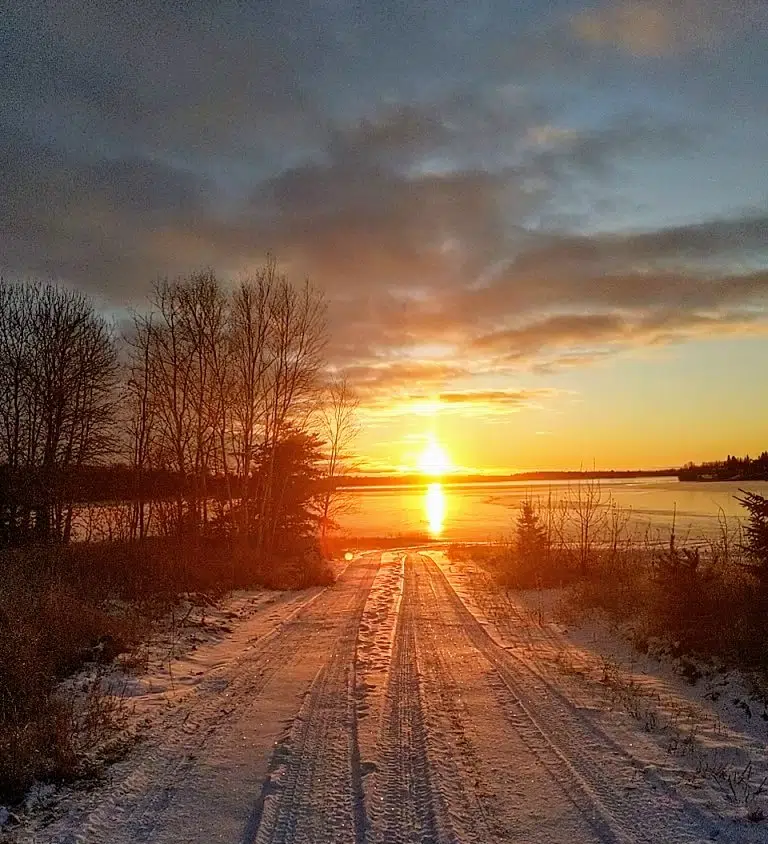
(472, 489), (768, 679)
(0, 534), (335, 802)
(566, 519), (768, 675)
(738, 490), (768, 588)
(0, 568), (141, 802)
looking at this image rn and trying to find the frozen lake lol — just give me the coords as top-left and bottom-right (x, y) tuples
(337, 477), (768, 544)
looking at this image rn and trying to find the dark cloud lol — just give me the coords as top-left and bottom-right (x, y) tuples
(0, 0), (766, 409)
(505, 215), (768, 272)
(473, 308), (763, 359)
(464, 265), (768, 321)
(473, 313), (626, 354)
(1, 1), (318, 157)
(338, 361), (470, 396)
(0, 129), (212, 300)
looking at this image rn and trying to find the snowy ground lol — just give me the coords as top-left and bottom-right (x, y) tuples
(5, 550), (768, 843)
(435, 549), (768, 840)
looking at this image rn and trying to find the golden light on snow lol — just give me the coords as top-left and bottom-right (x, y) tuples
(418, 438), (451, 476)
(425, 482), (445, 537)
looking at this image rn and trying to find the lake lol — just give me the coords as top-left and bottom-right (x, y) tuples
(337, 477), (768, 544)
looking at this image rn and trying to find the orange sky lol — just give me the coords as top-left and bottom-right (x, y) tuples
(354, 336), (768, 474)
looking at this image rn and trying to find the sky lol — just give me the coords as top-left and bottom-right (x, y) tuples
(2, 0), (767, 472)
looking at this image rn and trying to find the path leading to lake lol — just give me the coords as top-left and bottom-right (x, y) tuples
(15, 552), (766, 844)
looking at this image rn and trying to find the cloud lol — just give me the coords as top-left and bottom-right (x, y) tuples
(357, 386), (559, 420)
(321, 212), (768, 382)
(338, 361), (470, 395)
(1, 0), (766, 419)
(0, 97), (538, 299)
(0, 60), (698, 302)
(503, 215), (768, 272)
(455, 219), (768, 324)
(531, 351), (619, 376)
(436, 389), (556, 408)
(473, 313), (625, 354)
(258, 161), (514, 295)
(473, 308), (765, 359)
(321, 215), (768, 402)
(572, 0), (765, 56)
(0, 128), (217, 301)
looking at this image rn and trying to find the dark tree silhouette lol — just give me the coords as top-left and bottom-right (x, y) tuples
(516, 500), (549, 570)
(0, 282), (117, 543)
(0, 262), (332, 571)
(737, 490), (768, 588)
(317, 376), (359, 548)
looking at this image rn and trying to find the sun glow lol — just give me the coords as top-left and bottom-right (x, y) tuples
(418, 439), (451, 476)
(425, 482), (445, 537)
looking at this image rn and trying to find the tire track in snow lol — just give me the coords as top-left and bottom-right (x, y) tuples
(355, 551), (406, 770)
(365, 555), (443, 844)
(246, 553), (379, 844)
(413, 555), (523, 844)
(420, 552), (716, 844)
(31, 561), (370, 844)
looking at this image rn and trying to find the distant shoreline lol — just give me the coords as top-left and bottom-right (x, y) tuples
(678, 474), (768, 483)
(338, 469), (678, 488)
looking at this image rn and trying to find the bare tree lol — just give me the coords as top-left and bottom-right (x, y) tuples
(139, 272), (231, 536)
(0, 264), (329, 560)
(0, 281), (118, 543)
(129, 262), (326, 551)
(567, 476), (609, 577)
(229, 269), (274, 534)
(317, 376), (359, 546)
(125, 311), (157, 540)
(0, 282), (38, 541)
(175, 271), (230, 530)
(143, 279), (196, 535)
(257, 275), (327, 554)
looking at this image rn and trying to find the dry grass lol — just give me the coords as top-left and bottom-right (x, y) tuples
(0, 567), (143, 801)
(567, 544), (768, 672)
(0, 536), (334, 803)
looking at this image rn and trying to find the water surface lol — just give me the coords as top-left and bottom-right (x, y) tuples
(337, 477), (768, 544)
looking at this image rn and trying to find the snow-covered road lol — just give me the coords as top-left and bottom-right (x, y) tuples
(15, 551), (768, 843)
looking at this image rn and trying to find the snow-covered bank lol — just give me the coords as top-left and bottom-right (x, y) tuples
(116, 588), (323, 716)
(429, 548), (768, 838)
(8, 548), (768, 843)
(1, 582), (324, 840)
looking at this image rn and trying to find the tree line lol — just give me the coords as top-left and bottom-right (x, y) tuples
(678, 452), (768, 482)
(0, 261), (357, 555)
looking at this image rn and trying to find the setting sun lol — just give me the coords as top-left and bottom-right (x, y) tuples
(418, 439), (451, 476)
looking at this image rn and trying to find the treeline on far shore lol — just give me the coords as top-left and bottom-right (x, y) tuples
(338, 468), (677, 488)
(678, 452), (768, 482)
(0, 464), (336, 520)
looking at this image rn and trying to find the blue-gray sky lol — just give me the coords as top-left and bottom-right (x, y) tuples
(2, 0), (767, 469)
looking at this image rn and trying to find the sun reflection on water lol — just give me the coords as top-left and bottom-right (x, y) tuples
(425, 482), (445, 537)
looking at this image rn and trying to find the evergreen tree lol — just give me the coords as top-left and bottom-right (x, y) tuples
(737, 490), (768, 588)
(515, 500), (548, 574)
